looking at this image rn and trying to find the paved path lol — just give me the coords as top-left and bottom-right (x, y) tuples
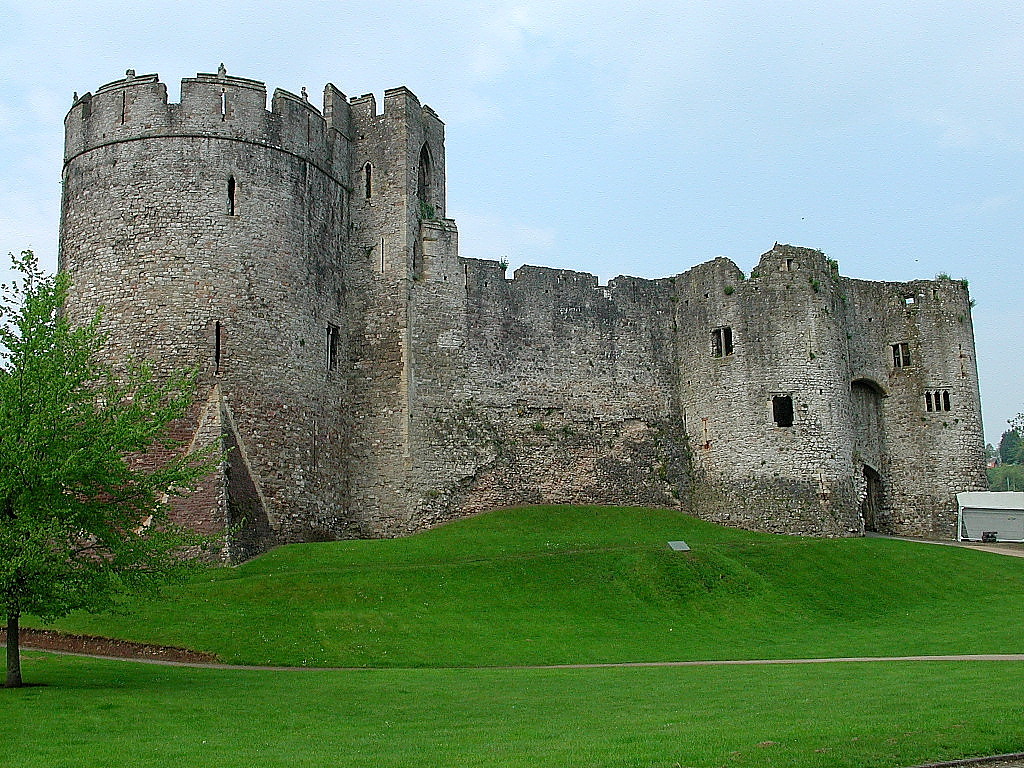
(9, 644), (1024, 768)
(8, 645), (1024, 671)
(907, 756), (1024, 768)
(866, 532), (1024, 558)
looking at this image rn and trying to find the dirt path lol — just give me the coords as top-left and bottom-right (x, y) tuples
(0, 627), (217, 664)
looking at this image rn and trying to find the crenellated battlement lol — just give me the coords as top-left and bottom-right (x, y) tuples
(64, 67), (351, 180)
(347, 85), (443, 131)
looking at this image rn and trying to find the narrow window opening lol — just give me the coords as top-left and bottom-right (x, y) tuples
(904, 295), (916, 305)
(785, 258), (794, 271)
(380, 237), (386, 272)
(925, 389), (953, 412)
(364, 163), (373, 199)
(214, 321), (222, 375)
(220, 90), (227, 120)
(227, 176), (236, 216)
(417, 144), (432, 215)
(306, 114), (311, 143)
(772, 395), (794, 428)
(711, 326), (734, 358)
(81, 97), (91, 120)
(120, 91), (127, 124)
(891, 342), (911, 368)
(326, 323), (340, 371)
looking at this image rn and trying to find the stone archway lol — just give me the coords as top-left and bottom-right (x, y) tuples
(851, 378), (887, 533)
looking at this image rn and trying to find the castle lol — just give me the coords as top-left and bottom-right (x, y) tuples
(58, 68), (987, 560)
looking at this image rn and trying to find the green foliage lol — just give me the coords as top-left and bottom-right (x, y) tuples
(935, 271), (951, 280)
(0, 251), (215, 686)
(36, 505), (1024, 668)
(723, 285), (735, 295)
(987, 464), (1024, 491)
(998, 427), (1022, 464)
(418, 198), (436, 221)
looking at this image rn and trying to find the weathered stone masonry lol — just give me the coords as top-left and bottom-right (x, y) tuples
(58, 69), (986, 559)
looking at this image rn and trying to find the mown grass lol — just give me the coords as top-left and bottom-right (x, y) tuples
(2, 651), (1024, 768)
(29, 505), (1024, 668)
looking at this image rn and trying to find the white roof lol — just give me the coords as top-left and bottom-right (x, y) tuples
(957, 491), (1024, 511)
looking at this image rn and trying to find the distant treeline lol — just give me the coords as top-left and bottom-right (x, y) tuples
(988, 464), (1024, 492)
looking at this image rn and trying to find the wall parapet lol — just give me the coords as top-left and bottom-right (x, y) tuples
(64, 68), (350, 179)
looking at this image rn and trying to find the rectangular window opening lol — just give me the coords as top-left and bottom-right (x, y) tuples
(772, 394), (794, 428)
(214, 321), (222, 375)
(712, 326), (734, 358)
(891, 342), (911, 368)
(326, 323), (340, 371)
(925, 389), (952, 412)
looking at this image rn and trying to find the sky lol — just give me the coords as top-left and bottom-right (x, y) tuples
(0, 0), (1021, 444)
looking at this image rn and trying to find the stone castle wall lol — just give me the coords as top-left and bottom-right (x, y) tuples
(59, 69), (987, 559)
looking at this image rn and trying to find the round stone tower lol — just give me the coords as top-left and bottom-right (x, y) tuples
(59, 68), (354, 557)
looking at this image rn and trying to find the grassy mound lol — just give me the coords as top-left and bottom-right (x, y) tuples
(35, 505), (1024, 667)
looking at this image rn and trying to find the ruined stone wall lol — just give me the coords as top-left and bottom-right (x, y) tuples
(59, 70), (986, 553)
(399, 241), (984, 540)
(669, 248), (859, 536)
(59, 70), (353, 556)
(402, 251), (690, 528)
(843, 275), (987, 536)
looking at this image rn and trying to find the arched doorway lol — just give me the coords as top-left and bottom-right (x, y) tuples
(851, 378), (887, 533)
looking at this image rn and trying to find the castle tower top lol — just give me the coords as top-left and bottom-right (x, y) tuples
(64, 68), (357, 180)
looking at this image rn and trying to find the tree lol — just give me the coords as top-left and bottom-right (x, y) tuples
(999, 426), (1023, 465)
(988, 463), (1024, 492)
(0, 251), (214, 688)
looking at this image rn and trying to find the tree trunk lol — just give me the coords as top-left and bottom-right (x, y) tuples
(4, 610), (22, 688)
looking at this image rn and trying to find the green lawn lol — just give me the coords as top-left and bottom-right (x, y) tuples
(8, 505), (1024, 767)
(29, 505), (1024, 667)
(3, 651), (1023, 768)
